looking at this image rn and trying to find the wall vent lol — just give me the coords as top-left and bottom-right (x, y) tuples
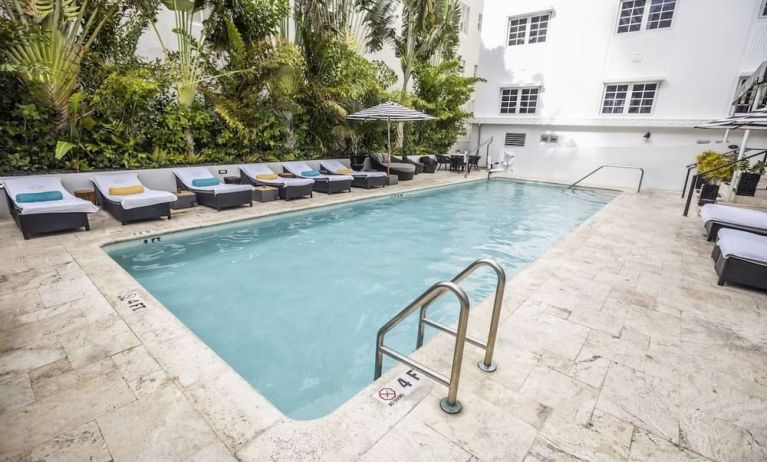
(540, 134), (559, 143)
(505, 133), (526, 146)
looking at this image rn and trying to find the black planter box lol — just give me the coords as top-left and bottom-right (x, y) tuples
(694, 175), (709, 189)
(735, 172), (761, 197)
(698, 183), (720, 206)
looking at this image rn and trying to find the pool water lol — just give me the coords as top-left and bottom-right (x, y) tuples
(106, 179), (615, 420)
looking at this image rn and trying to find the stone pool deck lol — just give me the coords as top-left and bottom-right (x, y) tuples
(0, 172), (765, 462)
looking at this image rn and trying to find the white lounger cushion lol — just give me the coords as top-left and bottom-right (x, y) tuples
(240, 164), (314, 187)
(716, 229), (767, 263)
(92, 173), (176, 210)
(320, 160), (386, 177)
(701, 204), (767, 231)
(283, 162), (353, 182)
(174, 168), (253, 195)
(2, 177), (98, 215)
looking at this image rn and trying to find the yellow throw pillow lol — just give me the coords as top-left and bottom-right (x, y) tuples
(109, 185), (144, 195)
(256, 173), (279, 180)
(336, 168), (353, 174)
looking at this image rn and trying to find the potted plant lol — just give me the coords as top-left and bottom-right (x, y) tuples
(735, 160), (766, 197)
(696, 150), (736, 205)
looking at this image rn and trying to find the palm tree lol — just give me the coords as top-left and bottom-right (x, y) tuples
(394, 0), (460, 147)
(1, 0), (113, 132)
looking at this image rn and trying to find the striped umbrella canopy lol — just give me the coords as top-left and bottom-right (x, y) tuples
(347, 101), (436, 121)
(696, 107), (767, 130)
(347, 102), (436, 175)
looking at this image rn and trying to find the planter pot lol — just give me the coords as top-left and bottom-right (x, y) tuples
(698, 183), (720, 206)
(735, 172), (762, 197)
(694, 175), (709, 189)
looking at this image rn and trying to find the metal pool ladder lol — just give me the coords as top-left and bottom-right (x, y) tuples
(374, 258), (506, 414)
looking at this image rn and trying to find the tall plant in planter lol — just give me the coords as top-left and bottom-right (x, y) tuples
(735, 160), (766, 197)
(1, 0), (113, 131)
(696, 150), (737, 205)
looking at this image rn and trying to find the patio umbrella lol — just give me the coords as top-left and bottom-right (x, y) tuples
(347, 101), (436, 175)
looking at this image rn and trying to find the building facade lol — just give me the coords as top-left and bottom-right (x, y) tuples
(468, 0), (767, 190)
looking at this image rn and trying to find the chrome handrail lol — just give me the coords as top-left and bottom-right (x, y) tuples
(374, 281), (470, 414)
(569, 165), (645, 193)
(416, 258), (506, 372)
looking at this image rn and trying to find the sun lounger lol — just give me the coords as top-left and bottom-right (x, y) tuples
(239, 164), (314, 200)
(2, 176), (98, 239)
(282, 162), (352, 194)
(91, 173), (176, 224)
(700, 204), (767, 241)
(369, 153), (415, 181)
(174, 167), (253, 210)
(319, 159), (386, 189)
(711, 228), (767, 290)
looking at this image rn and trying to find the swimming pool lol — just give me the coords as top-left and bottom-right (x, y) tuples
(106, 179), (616, 419)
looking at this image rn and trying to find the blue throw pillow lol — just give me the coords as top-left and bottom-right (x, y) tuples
(192, 177), (220, 187)
(301, 170), (321, 177)
(16, 191), (64, 203)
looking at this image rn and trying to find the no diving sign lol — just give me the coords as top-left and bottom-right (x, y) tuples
(373, 369), (422, 406)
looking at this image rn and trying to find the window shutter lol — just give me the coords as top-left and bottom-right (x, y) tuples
(505, 133), (526, 146)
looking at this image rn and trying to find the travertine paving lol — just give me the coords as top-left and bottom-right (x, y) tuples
(0, 172), (765, 462)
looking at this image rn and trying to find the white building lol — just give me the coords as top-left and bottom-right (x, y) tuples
(465, 0), (767, 190)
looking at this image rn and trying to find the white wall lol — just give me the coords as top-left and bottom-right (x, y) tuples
(465, 0), (767, 191)
(473, 0), (767, 125)
(473, 125), (767, 191)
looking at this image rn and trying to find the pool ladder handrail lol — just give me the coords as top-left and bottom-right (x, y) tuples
(374, 258), (506, 415)
(569, 165), (644, 193)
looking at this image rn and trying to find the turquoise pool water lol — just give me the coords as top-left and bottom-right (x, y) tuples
(106, 179), (615, 420)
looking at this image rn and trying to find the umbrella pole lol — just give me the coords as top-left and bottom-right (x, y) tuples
(387, 117), (391, 176)
(727, 129), (751, 201)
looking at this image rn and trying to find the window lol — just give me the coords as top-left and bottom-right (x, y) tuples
(646, 0), (676, 29)
(500, 87), (540, 114)
(762, 0), (767, 17)
(507, 13), (550, 46)
(519, 88), (539, 113)
(617, 0), (675, 33)
(500, 89), (519, 114)
(602, 82), (658, 114)
(505, 133), (526, 147)
(734, 76), (753, 114)
(601, 84), (629, 113)
(478, 13), (483, 31)
(617, 0), (645, 33)
(459, 3), (470, 34)
(540, 134), (559, 143)
(528, 15), (550, 43)
(508, 18), (527, 45)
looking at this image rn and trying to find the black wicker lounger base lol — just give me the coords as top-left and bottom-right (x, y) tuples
(704, 220), (767, 242)
(4, 189), (89, 239)
(95, 189), (171, 225)
(240, 172), (313, 200)
(312, 179), (352, 194)
(351, 175), (386, 189)
(711, 245), (767, 290)
(176, 177), (252, 210)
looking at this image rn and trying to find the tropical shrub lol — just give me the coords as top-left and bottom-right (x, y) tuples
(409, 59), (483, 154)
(0, 0), (478, 174)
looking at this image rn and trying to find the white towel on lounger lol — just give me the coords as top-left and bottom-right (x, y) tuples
(716, 228), (767, 263)
(701, 204), (767, 231)
(174, 167), (253, 196)
(2, 176), (98, 215)
(91, 173), (176, 210)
